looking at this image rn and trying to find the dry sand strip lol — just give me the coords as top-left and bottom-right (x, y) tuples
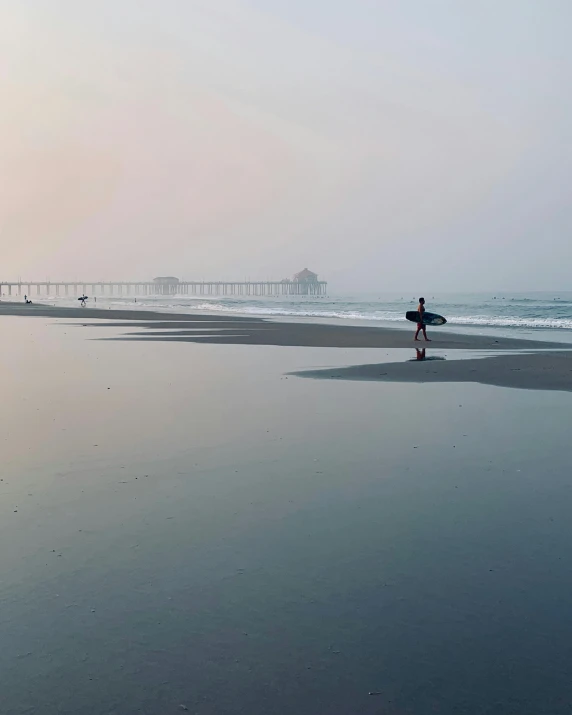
(293, 351), (572, 392)
(0, 303), (260, 323)
(1, 301), (569, 352)
(109, 324), (566, 350)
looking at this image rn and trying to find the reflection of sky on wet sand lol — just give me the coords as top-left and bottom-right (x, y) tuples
(2, 316), (572, 714)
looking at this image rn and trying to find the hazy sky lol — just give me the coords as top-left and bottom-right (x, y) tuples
(1, 0), (571, 290)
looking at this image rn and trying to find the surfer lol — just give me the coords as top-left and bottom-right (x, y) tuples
(414, 297), (431, 342)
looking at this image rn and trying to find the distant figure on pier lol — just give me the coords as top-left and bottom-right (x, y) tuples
(79, 295), (88, 307)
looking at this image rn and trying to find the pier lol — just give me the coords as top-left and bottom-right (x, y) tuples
(0, 270), (327, 298)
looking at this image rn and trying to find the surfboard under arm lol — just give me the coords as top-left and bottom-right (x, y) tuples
(405, 311), (447, 326)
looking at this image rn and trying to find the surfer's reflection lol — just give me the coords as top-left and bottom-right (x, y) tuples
(409, 349), (446, 362)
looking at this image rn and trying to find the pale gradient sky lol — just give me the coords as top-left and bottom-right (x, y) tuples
(1, 0), (571, 290)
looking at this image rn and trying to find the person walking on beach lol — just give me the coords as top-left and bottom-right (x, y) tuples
(414, 297), (431, 342)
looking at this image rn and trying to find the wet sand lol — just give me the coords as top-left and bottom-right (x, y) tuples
(2, 310), (572, 713)
(296, 350), (572, 392)
(1, 302), (570, 391)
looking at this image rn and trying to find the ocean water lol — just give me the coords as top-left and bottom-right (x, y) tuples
(34, 291), (572, 336)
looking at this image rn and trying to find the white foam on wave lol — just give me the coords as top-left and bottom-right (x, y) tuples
(156, 302), (572, 330)
(449, 315), (572, 329)
(174, 302), (409, 322)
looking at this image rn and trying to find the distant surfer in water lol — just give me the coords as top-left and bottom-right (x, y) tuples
(414, 297), (431, 342)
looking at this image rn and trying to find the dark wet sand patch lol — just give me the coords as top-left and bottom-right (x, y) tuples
(294, 351), (572, 392)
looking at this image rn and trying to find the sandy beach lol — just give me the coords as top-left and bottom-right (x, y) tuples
(2, 305), (572, 714)
(2, 301), (571, 391)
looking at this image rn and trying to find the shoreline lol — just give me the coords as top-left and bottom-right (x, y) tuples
(8, 293), (572, 340)
(0, 301), (569, 351)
